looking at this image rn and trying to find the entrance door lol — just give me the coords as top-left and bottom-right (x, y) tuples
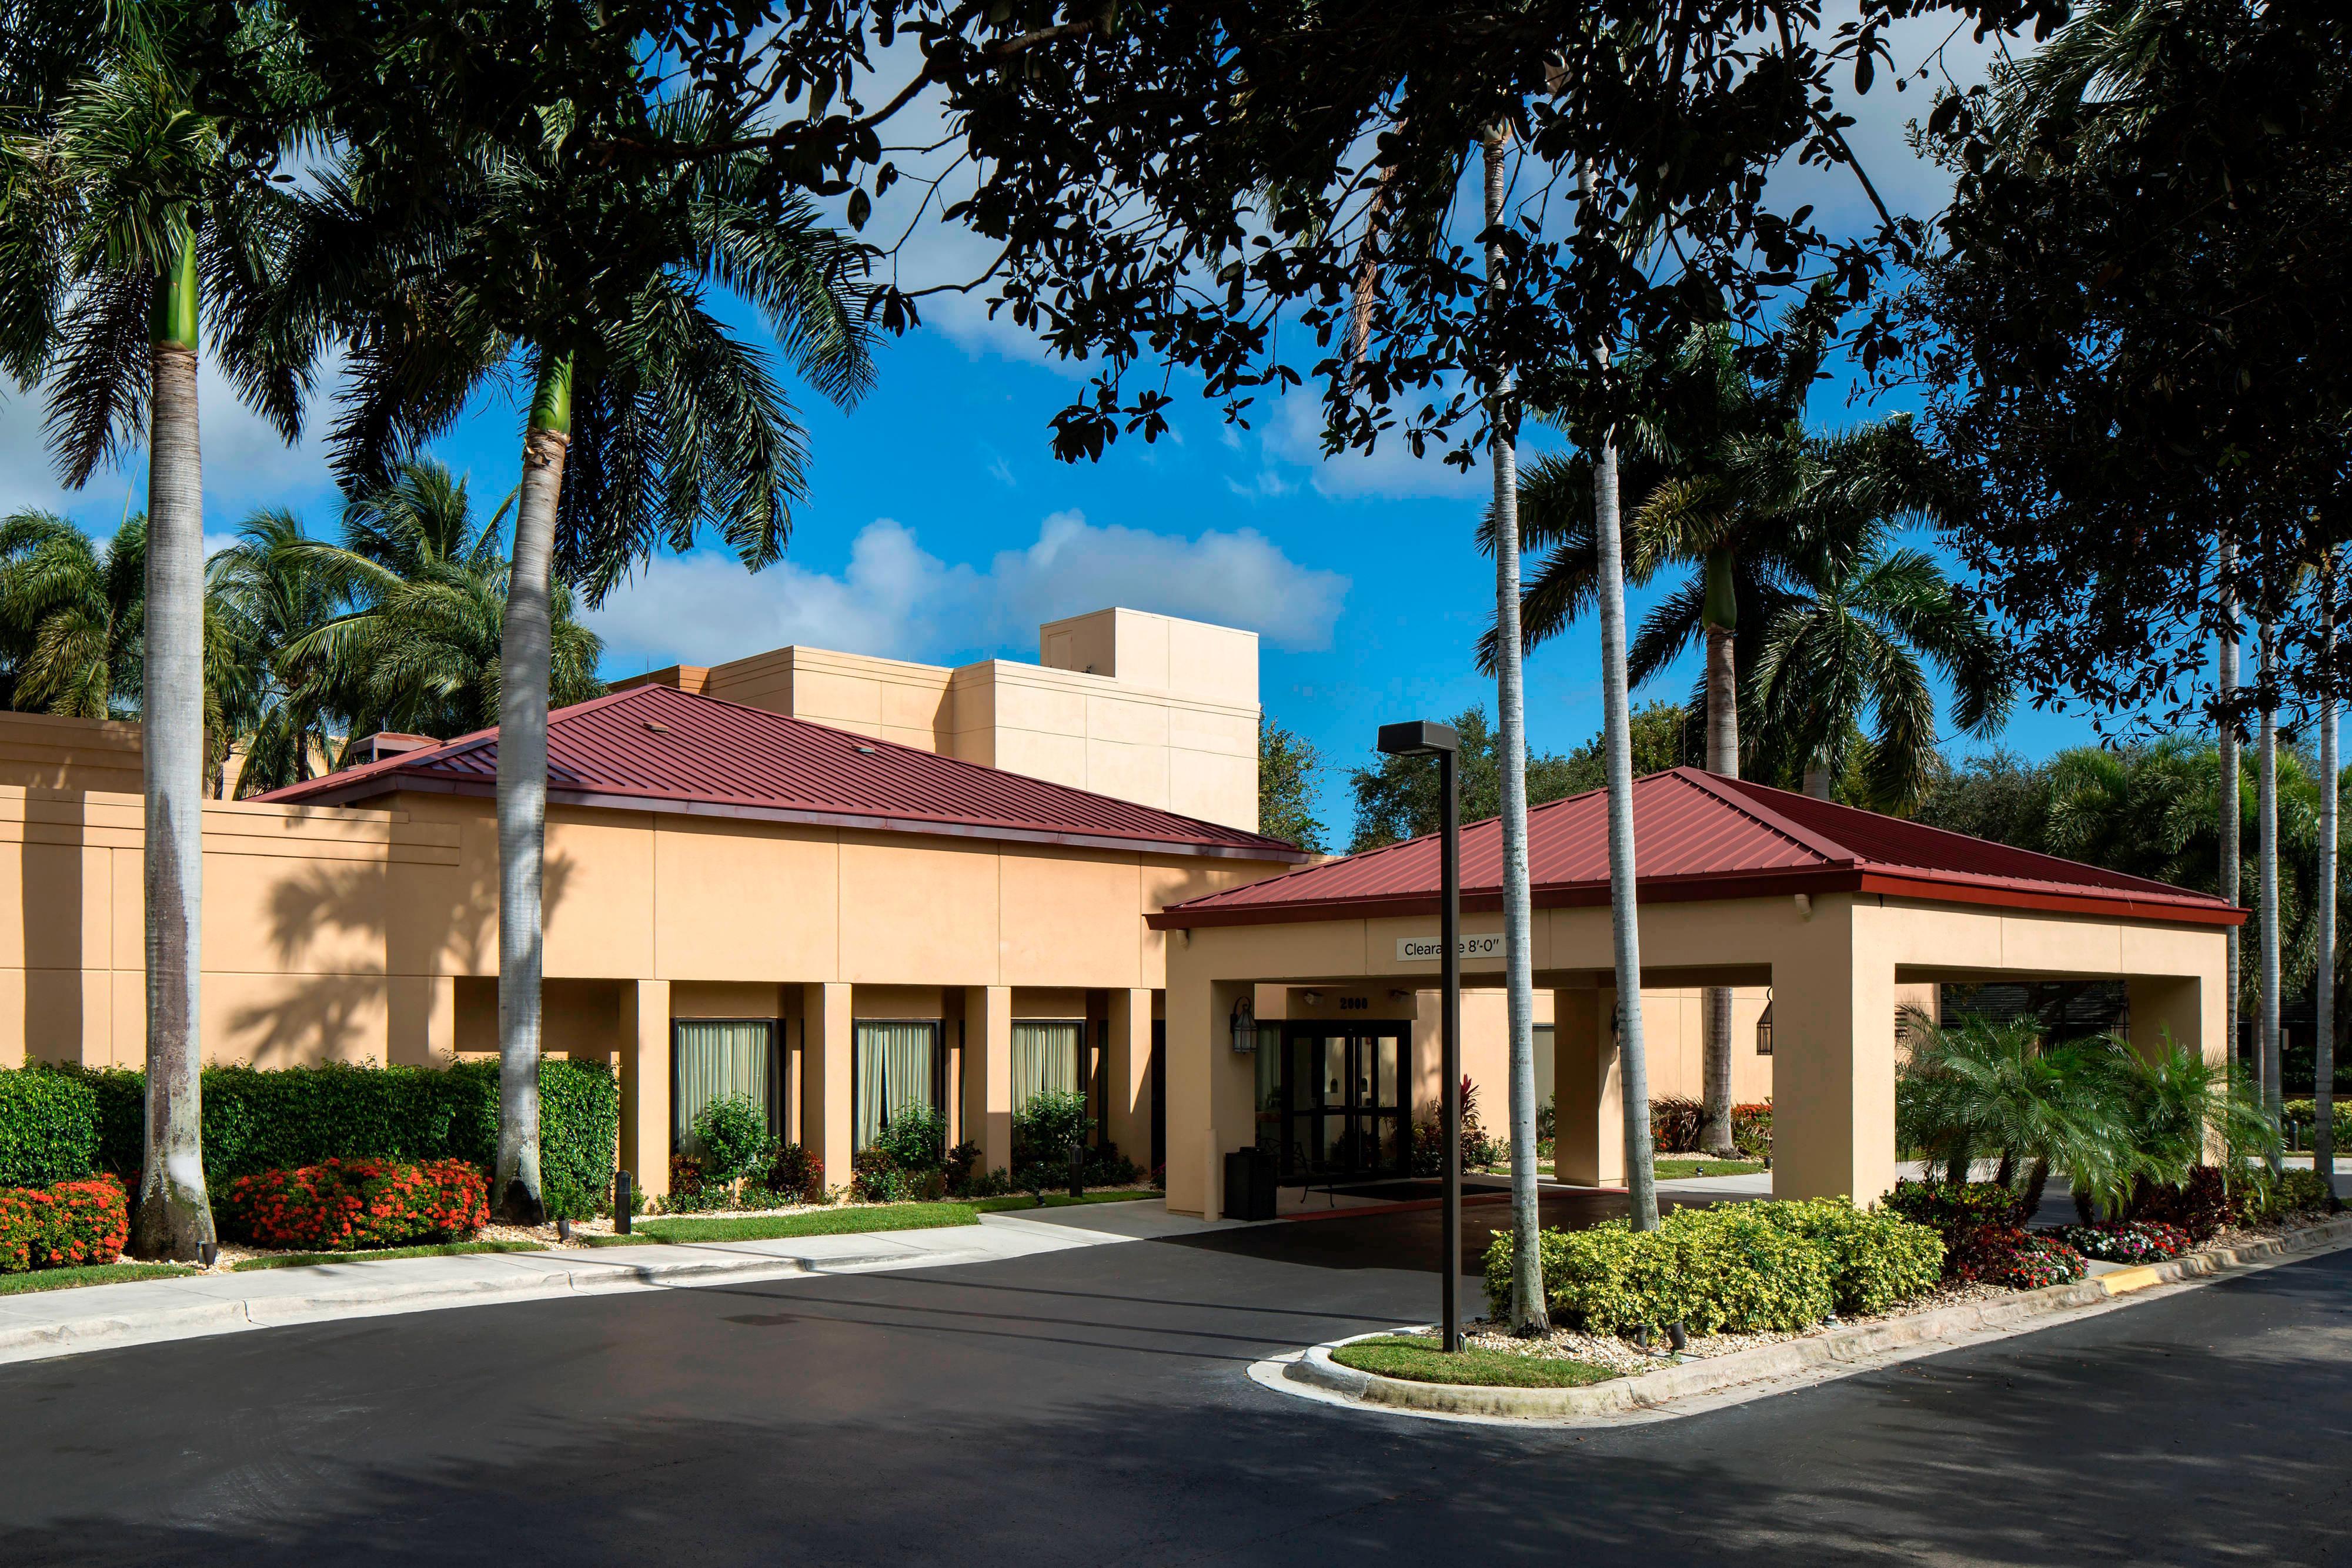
(1278, 1024), (1406, 1182)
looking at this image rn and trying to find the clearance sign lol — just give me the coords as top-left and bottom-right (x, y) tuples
(1395, 933), (1505, 963)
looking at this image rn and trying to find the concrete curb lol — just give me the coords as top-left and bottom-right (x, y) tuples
(0, 1245), (943, 1364)
(1281, 1213), (2352, 1421)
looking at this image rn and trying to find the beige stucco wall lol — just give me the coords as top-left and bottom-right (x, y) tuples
(1162, 892), (2228, 1216)
(0, 712), (145, 795)
(664, 607), (1263, 833)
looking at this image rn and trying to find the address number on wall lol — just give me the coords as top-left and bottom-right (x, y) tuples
(1396, 933), (1505, 962)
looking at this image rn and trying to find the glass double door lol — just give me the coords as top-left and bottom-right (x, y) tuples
(1278, 1025), (1407, 1182)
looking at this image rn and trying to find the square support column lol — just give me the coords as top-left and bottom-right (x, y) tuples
(803, 982), (854, 1189)
(1552, 988), (1623, 1187)
(1166, 978), (1252, 1218)
(2126, 975), (2216, 1065)
(1770, 898), (1897, 1203)
(963, 985), (1013, 1175)
(1105, 988), (1155, 1167)
(619, 980), (671, 1199)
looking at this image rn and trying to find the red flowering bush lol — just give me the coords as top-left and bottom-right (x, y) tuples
(1952, 1225), (2087, 1289)
(2129, 1166), (2243, 1242)
(0, 1172), (128, 1272)
(220, 1158), (488, 1251)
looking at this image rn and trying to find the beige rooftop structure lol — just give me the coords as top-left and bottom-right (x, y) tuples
(614, 607), (1262, 833)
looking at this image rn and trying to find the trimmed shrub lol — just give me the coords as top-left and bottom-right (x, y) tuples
(1952, 1225), (2086, 1289)
(2049, 1219), (2190, 1264)
(46, 1058), (619, 1221)
(689, 1094), (774, 1186)
(871, 1104), (948, 1173)
(1747, 1198), (1946, 1316)
(1485, 1207), (1837, 1335)
(943, 1140), (983, 1195)
(220, 1158), (489, 1251)
(0, 1069), (101, 1188)
(850, 1148), (914, 1203)
(1013, 1089), (1093, 1168)
(2251, 1168), (2333, 1221)
(0, 1173), (129, 1272)
(1882, 1178), (2033, 1246)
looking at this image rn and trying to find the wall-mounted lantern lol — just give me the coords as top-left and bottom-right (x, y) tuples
(1230, 995), (1258, 1053)
(1756, 994), (1775, 1057)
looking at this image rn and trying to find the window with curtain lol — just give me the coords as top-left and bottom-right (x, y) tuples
(674, 1021), (774, 1155)
(856, 1021), (938, 1149)
(1011, 1020), (1081, 1113)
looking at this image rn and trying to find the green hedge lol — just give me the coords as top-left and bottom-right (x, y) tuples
(0, 1071), (101, 1188)
(1483, 1198), (1945, 1335)
(12, 1059), (619, 1220)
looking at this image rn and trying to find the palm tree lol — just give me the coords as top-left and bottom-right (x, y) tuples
(208, 510), (344, 797)
(286, 96), (874, 1222)
(1479, 127), (1545, 1331)
(243, 462), (603, 783)
(2218, 551), (2242, 1071)
(1896, 1014), (2131, 1211)
(1745, 546), (2013, 808)
(0, 510), (145, 718)
(0, 14), (310, 1258)
(2257, 618), (2283, 1157)
(2317, 561), (2338, 1199)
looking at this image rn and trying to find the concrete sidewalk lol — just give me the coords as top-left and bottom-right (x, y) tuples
(0, 1201), (1237, 1368)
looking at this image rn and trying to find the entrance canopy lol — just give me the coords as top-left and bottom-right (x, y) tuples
(1152, 770), (2241, 1218)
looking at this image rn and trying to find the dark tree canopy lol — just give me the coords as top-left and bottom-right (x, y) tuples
(1905, 0), (2352, 726)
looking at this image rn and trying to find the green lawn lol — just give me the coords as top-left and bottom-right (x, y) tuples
(1654, 1158), (1766, 1179)
(1331, 1334), (1619, 1388)
(232, 1240), (547, 1272)
(0, 1262), (199, 1296)
(968, 1190), (1160, 1213)
(575, 1232), (657, 1248)
(634, 1203), (980, 1243)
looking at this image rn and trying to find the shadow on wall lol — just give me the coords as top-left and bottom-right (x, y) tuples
(222, 847), (579, 1066)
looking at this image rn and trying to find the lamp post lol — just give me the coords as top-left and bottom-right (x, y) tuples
(1378, 719), (1462, 1352)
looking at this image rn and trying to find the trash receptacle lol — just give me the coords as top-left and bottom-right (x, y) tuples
(1223, 1148), (1277, 1221)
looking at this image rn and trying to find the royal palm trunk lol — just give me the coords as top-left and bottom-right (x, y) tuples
(493, 351), (570, 1223)
(132, 223), (216, 1260)
(2259, 620), (2282, 1156)
(1699, 548), (1738, 1158)
(1482, 130), (1546, 1331)
(2318, 580), (2337, 1195)
(2219, 547), (2240, 1066)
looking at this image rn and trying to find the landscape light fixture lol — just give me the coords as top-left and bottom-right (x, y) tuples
(1229, 994), (1257, 1054)
(1376, 719), (1464, 1353)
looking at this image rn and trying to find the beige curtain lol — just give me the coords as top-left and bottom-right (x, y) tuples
(856, 1021), (938, 1148)
(674, 1021), (773, 1152)
(1011, 1020), (1081, 1112)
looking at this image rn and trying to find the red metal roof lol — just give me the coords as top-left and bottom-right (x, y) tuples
(258, 684), (1308, 862)
(1150, 766), (2243, 928)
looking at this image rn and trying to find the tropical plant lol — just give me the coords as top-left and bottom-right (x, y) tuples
(1745, 544), (2012, 807)
(218, 462), (604, 797)
(1896, 1014), (2132, 1211)
(281, 92), (875, 1222)
(0, 510), (144, 718)
(1257, 716), (1327, 853)
(0, 12), (314, 1259)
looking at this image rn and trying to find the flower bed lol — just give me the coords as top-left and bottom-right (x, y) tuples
(220, 1158), (488, 1252)
(2047, 1219), (2191, 1264)
(0, 1172), (128, 1272)
(1950, 1224), (2086, 1289)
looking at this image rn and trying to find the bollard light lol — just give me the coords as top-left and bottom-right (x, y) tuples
(615, 1169), (634, 1235)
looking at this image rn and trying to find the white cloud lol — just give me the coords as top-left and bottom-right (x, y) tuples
(1, 355), (338, 529)
(1254, 390), (1487, 502)
(587, 508), (1351, 672)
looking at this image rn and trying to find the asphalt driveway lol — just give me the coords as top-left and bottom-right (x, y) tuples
(2, 1203), (2347, 1567)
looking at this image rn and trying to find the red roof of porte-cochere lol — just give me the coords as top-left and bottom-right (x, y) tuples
(256, 683), (1309, 862)
(1148, 766), (2244, 928)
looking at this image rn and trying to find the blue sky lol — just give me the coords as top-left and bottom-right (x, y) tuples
(0, 13), (2106, 840)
